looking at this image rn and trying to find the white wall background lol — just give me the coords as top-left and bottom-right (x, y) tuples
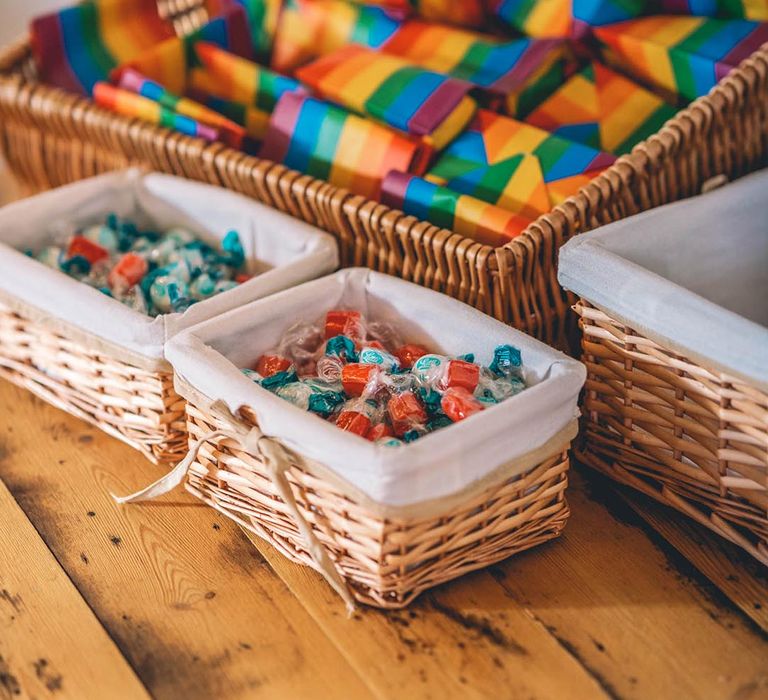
(0, 0), (67, 47)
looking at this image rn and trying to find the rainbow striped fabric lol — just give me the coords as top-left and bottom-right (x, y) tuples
(116, 68), (246, 147)
(381, 171), (532, 247)
(93, 82), (219, 141)
(296, 45), (476, 150)
(347, 0), (487, 26)
(270, 0), (401, 73)
(574, 0), (768, 27)
(113, 8), (254, 94)
(526, 61), (678, 154)
(381, 22), (571, 117)
(259, 92), (427, 198)
(489, 0), (573, 37)
(595, 16), (768, 100)
(31, 0), (175, 95)
(207, 0), (284, 58)
(427, 109), (615, 216)
(187, 42), (301, 141)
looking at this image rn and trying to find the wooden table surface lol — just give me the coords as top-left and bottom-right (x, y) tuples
(1, 376), (767, 700)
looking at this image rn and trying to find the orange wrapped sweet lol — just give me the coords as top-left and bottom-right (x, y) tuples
(441, 387), (484, 423)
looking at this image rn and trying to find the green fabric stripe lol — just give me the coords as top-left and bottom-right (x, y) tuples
(532, 136), (570, 174)
(307, 107), (346, 181)
(515, 58), (566, 119)
(79, 3), (116, 78)
(426, 186), (458, 231)
(364, 66), (423, 117)
(612, 103), (677, 155)
(450, 42), (492, 83)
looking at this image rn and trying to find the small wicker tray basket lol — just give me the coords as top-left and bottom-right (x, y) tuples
(0, 300), (187, 464)
(575, 302), (768, 565)
(182, 396), (571, 608)
(0, 1), (766, 351)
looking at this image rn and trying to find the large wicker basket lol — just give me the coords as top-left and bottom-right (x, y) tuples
(0, 1), (765, 349)
(575, 302), (767, 565)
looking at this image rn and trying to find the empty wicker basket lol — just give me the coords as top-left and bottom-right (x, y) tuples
(0, 169), (338, 464)
(0, 0), (765, 349)
(559, 171), (768, 564)
(154, 268), (586, 607)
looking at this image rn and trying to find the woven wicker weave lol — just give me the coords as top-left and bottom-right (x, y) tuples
(0, 1), (765, 348)
(575, 301), (768, 565)
(0, 302), (187, 464)
(184, 400), (570, 608)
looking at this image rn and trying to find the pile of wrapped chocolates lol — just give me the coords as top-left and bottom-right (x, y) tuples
(243, 310), (526, 445)
(30, 214), (248, 316)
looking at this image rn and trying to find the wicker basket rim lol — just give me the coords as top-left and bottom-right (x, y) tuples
(0, 286), (170, 371)
(174, 374), (578, 519)
(2, 33), (765, 267)
(573, 297), (768, 393)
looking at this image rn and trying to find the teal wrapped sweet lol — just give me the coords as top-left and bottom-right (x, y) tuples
(82, 224), (119, 252)
(149, 275), (190, 314)
(190, 273), (217, 300)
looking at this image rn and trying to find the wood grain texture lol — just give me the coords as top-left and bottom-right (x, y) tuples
(0, 478), (150, 700)
(3, 374), (768, 700)
(243, 528), (611, 700)
(0, 381), (373, 700)
(487, 467), (768, 700)
(617, 486), (768, 633)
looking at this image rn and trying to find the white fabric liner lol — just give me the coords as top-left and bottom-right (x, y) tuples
(558, 169), (768, 391)
(0, 169), (339, 359)
(166, 268), (586, 507)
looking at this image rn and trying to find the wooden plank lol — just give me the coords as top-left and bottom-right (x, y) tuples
(242, 528), (613, 700)
(0, 381), (374, 700)
(618, 485), (768, 633)
(488, 466), (768, 700)
(244, 462), (768, 700)
(0, 478), (150, 700)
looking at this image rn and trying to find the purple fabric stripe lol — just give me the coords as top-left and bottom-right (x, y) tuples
(490, 38), (564, 94)
(258, 91), (304, 163)
(223, 5), (256, 60)
(380, 170), (413, 210)
(720, 23), (768, 72)
(407, 79), (471, 136)
(31, 14), (84, 94)
(587, 151), (617, 171)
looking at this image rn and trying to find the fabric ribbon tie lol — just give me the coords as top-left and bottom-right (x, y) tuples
(111, 400), (357, 615)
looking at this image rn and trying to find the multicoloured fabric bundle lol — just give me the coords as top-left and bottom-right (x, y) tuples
(381, 171), (532, 246)
(116, 68), (247, 147)
(113, 8), (254, 94)
(29, 0), (766, 249)
(93, 82), (221, 142)
(574, 0), (768, 28)
(188, 42), (302, 140)
(595, 16), (768, 100)
(346, 0), (487, 25)
(207, 0), (284, 58)
(270, 0), (401, 73)
(259, 92), (427, 198)
(488, 0), (573, 37)
(427, 110), (615, 217)
(525, 61), (678, 154)
(296, 45), (477, 150)
(381, 22), (572, 117)
(31, 0), (176, 94)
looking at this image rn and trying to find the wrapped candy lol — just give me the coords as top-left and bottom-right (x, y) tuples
(247, 309), (529, 441)
(28, 214), (249, 316)
(442, 387), (484, 423)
